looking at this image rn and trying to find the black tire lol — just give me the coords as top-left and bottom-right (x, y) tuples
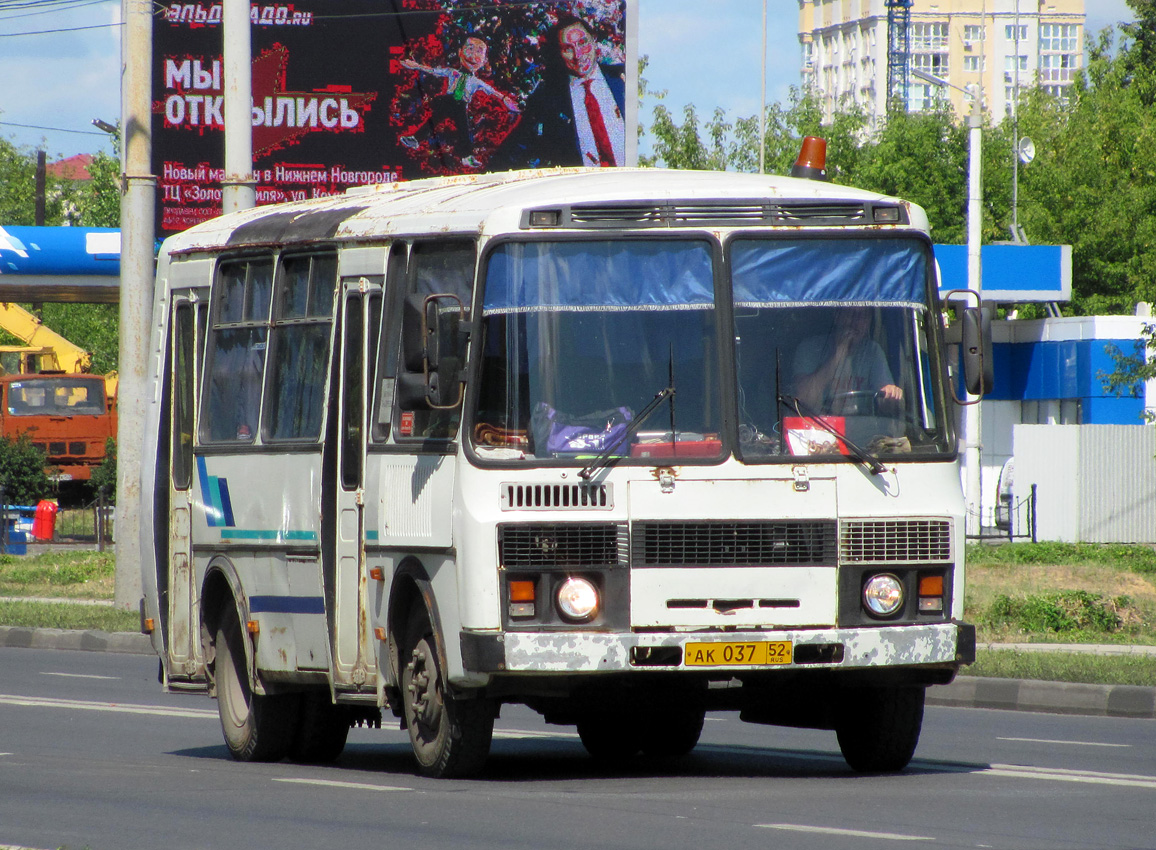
(639, 706), (705, 759)
(835, 685), (925, 773)
(400, 610), (494, 778)
(215, 612), (298, 762)
(289, 692), (350, 764)
(576, 714), (641, 761)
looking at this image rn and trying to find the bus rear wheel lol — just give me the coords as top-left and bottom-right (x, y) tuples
(639, 706), (705, 758)
(215, 611), (298, 762)
(400, 611), (493, 778)
(835, 685), (925, 773)
(576, 714), (641, 761)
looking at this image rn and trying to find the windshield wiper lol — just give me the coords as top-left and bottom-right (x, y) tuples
(579, 386), (675, 480)
(776, 392), (887, 476)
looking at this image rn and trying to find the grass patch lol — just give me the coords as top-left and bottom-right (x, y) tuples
(966, 543), (1156, 646)
(0, 599), (138, 632)
(0, 550), (115, 600)
(966, 649), (1156, 687)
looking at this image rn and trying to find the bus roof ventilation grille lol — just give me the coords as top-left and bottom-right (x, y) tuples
(501, 482), (614, 511)
(839, 519), (953, 564)
(555, 201), (873, 228)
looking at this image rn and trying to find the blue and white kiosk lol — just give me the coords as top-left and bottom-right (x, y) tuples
(936, 243), (1155, 542)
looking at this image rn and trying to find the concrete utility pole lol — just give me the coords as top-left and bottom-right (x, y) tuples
(114, 0), (155, 611)
(221, 0), (255, 212)
(913, 68), (985, 537)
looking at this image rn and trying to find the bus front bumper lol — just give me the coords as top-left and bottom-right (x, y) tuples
(461, 621), (975, 675)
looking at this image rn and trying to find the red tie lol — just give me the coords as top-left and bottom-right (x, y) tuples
(583, 80), (616, 167)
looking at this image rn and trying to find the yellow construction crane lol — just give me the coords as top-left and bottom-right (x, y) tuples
(0, 302), (117, 397)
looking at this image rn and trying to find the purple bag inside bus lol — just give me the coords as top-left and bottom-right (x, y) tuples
(531, 402), (634, 457)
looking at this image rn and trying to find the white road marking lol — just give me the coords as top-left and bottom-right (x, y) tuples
(998, 737), (1131, 748)
(756, 824), (933, 841)
(41, 672), (120, 681)
(0, 693), (216, 719)
(273, 778), (412, 792)
(983, 763), (1156, 790)
(493, 727), (580, 740)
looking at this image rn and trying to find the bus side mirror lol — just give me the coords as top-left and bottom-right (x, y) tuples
(961, 306), (994, 396)
(399, 293), (468, 409)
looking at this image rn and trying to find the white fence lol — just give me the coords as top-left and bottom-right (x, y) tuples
(1013, 424), (1156, 544)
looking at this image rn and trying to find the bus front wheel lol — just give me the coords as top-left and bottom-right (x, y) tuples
(835, 685), (925, 773)
(215, 610), (299, 762)
(400, 611), (494, 778)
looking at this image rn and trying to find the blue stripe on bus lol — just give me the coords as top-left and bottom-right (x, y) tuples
(249, 595), (325, 614)
(217, 477), (236, 526)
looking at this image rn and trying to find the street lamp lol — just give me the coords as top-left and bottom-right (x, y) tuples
(911, 68), (985, 538)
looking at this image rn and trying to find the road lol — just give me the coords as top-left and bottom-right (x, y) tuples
(1, 646), (1154, 850)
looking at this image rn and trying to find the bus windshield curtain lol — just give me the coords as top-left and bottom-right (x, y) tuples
(731, 238), (930, 307)
(483, 240), (714, 313)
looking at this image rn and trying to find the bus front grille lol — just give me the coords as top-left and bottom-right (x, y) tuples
(631, 520), (838, 567)
(499, 522), (627, 569)
(839, 519), (953, 563)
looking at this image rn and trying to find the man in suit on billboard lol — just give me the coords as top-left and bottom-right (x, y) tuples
(494, 13), (626, 169)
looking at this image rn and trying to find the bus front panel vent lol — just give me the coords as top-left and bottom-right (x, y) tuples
(501, 482), (613, 511)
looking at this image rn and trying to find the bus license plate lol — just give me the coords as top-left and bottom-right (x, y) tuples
(684, 641), (792, 667)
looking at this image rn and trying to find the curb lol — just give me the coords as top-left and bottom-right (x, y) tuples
(928, 675), (1156, 720)
(3, 626), (1155, 720)
(0, 626), (153, 655)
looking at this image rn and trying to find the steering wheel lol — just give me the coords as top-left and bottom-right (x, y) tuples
(830, 390), (879, 416)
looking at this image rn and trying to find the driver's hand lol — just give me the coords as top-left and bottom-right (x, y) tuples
(879, 384), (903, 409)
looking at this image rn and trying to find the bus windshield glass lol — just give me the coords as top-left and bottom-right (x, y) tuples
(476, 239), (722, 460)
(730, 237), (952, 459)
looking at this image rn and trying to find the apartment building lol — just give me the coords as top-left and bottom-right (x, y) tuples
(797, 1), (1085, 125)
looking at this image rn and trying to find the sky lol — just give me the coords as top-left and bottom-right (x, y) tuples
(0, 0), (1141, 162)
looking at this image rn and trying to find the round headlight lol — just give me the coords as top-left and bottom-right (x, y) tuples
(863, 573), (904, 617)
(556, 577), (600, 621)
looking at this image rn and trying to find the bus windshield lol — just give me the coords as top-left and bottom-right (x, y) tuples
(475, 239), (722, 459)
(730, 237), (952, 459)
(472, 235), (952, 463)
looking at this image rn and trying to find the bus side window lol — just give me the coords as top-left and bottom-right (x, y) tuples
(202, 257), (273, 443)
(393, 239), (475, 442)
(372, 243), (407, 443)
(263, 252), (337, 442)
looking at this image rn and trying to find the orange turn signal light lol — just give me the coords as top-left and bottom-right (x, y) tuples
(918, 575), (944, 597)
(509, 580), (536, 602)
(246, 620), (260, 635)
(374, 627), (387, 641)
(369, 567), (385, 581)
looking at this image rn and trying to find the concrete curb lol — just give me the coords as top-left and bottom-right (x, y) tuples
(3, 626), (1155, 720)
(928, 675), (1156, 719)
(0, 626), (153, 655)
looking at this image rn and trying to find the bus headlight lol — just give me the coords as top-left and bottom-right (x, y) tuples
(556, 577), (600, 622)
(863, 573), (904, 617)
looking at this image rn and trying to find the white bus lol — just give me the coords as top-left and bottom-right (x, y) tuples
(140, 165), (989, 777)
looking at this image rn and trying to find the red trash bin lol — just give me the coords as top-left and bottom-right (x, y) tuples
(32, 500), (58, 541)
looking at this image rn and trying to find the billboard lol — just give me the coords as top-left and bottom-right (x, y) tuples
(153, 0), (637, 236)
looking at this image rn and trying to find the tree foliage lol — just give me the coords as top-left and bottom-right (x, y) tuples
(0, 435), (51, 506)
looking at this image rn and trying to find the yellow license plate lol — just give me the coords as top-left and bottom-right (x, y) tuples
(684, 640), (792, 667)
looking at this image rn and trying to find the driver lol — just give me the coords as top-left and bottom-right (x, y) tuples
(791, 307), (903, 414)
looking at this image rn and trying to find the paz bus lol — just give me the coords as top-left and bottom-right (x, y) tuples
(140, 163), (989, 777)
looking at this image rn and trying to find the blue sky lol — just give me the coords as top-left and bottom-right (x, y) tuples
(0, 0), (1140, 161)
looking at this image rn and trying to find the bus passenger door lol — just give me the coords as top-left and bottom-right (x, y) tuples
(165, 290), (207, 684)
(328, 279), (382, 690)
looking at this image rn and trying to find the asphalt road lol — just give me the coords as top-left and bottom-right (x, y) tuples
(2, 647), (1155, 850)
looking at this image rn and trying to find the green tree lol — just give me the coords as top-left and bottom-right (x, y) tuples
(0, 435), (51, 505)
